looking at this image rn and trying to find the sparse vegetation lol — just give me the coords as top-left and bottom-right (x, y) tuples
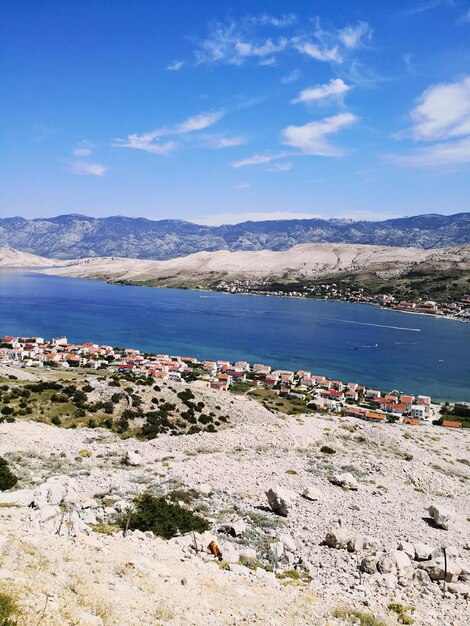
(120, 493), (210, 539)
(0, 457), (18, 491)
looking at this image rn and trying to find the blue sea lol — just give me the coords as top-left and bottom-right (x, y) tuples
(1, 269), (469, 401)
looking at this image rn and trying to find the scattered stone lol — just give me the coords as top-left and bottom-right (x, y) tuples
(428, 558), (462, 582)
(302, 486), (320, 501)
(414, 542), (433, 561)
(265, 487), (298, 516)
(325, 529), (352, 550)
(124, 450), (143, 466)
(428, 504), (451, 530)
(219, 519), (246, 537)
(330, 473), (359, 490)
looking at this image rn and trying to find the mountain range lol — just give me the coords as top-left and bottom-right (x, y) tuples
(0, 213), (469, 260)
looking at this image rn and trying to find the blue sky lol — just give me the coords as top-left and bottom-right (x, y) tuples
(1, 0), (470, 224)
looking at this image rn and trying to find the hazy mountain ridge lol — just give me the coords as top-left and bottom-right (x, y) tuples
(0, 213), (469, 259)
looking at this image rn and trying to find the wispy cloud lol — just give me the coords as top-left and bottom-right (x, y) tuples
(291, 78), (350, 104)
(387, 137), (470, 167)
(389, 76), (470, 167)
(338, 22), (372, 49)
(72, 140), (94, 157)
(268, 161), (293, 172)
(282, 112), (357, 156)
(293, 41), (342, 63)
(404, 0), (455, 16)
(281, 69), (301, 84)
(70, 161), (106, 177)
(231, 152), (289, 168)
(235, 182), (251, 189)
(113, 111), (223, 154)
(167, 59), (185, 71)
(204, 135), (246, 149)
(193, 15), (372, 68)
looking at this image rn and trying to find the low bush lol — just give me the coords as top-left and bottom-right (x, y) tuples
(0, 458), (18, 491)
(0, 591), (19, 626)
(121, 492), (210, 539)
(320, 445), (336, 455)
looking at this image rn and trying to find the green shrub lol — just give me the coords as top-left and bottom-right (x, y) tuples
(121, 493), (210, 539)
(0, 591), (19, 626)
(0, 458), (18, 491)
(51, 416), (62, 426)
(320, 445), (336, 454)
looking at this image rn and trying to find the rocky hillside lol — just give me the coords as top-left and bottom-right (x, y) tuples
(41, 243), (470, 296)
(0, 365), (469, 625)
(1, 213), (469, 259)
(0, 246), (57, 267)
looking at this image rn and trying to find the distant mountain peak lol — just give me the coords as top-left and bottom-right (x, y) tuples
(0, 212), (468, 260)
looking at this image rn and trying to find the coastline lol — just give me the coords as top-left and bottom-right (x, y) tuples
(88, 273), (469, 324)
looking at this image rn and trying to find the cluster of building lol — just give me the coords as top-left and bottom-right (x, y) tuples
(215, 280), (470, 321)
(0, 334), (464, 429)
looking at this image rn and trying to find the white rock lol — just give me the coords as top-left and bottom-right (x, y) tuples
(82, 498), (98, 509)
(0, 488), (34, 507)
(266, 487), (298, 516)
(302, 486), (320, 501)
(330, 473), (359, 490)
(429, 557), (462, 582)
(278, 533), (297, 553)
(361, 554), (379, 574)
(125, 450), (143, 466)
(39, 505), (60, 523)
(219, 519), (246, 537)
(76, 611), (104, 626)
(428, 504), (451, 530)
(325, 529), (353, 550)
(447, 582), (470, 597)
(414, 542), (433, 561)
(398, 541), (415, 559)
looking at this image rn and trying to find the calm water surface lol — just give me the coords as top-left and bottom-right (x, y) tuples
(1, 270), (469, 401)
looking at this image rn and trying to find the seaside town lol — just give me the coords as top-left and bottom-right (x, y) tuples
(215, 280), (470, 321)
(1, 334), (468, 429)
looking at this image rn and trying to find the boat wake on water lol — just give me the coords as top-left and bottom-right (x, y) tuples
(326, 319), (421, 332)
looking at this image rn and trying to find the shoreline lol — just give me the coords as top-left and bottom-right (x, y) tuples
(91, 274), (470, 324)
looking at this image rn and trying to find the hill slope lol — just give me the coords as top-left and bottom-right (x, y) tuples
(1, 212), (469, 259)
(0, 366), (469, 625)
(41, 243), (470, 300)
(0, 246), (58, 267)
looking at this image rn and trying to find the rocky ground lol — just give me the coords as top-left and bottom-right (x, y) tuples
(0, 376), (469, 625)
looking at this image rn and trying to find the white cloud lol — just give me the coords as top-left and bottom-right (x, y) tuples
(387, 137), (470, 167)
(206, 135), (246, 149)
(252, 14), (297, 28)
(268, 162), (293, 172)
(390, 76), (470, 168)
(235, 182), (251, 189)
(70, 161), (106, 177)
(410, 76), (470, 141)
(235, 37), (288, 58)
(231, 152), (289, 168)
(174, 111), (223, 134)
(281, 69), (301, 84)
(281, 112), (357, 156)
(113, 111), (223, 154)
(73, 147), (92, 156)
(338, 22), (372, 49)
(294, 41), (342, 63)
(167, 59), (185, 71)
(291, 78), (350, 104)
(195, 211), (321, 226)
